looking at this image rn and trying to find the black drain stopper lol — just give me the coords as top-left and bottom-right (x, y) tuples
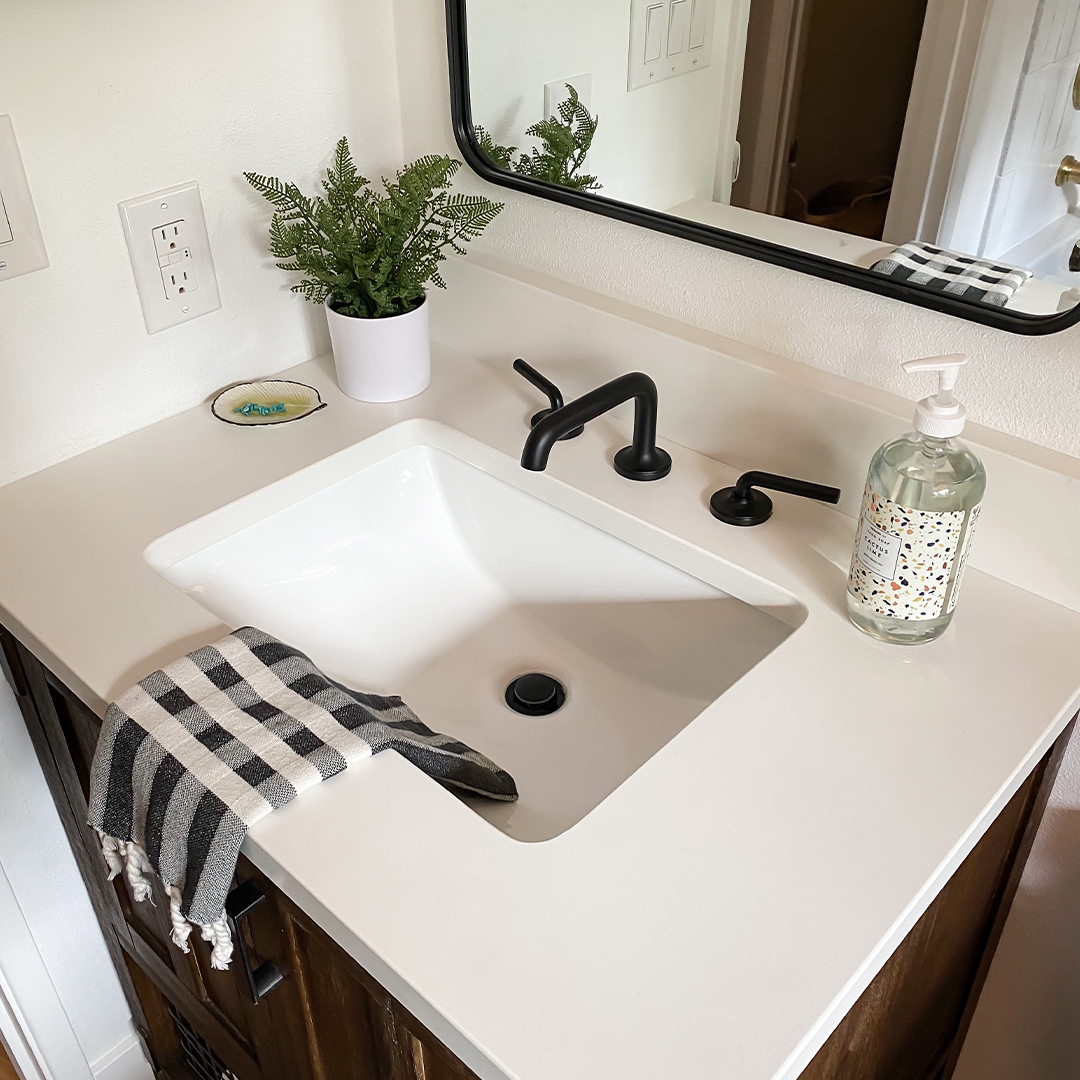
(505, 673), (566, 716)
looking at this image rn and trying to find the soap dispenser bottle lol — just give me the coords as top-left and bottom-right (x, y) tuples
(847, 355), (985, 644)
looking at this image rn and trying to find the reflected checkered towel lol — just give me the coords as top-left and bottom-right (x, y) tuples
(870, 241), (1032, 307)
(88, 626), (517, 969)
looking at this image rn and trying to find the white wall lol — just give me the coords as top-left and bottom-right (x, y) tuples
(466, 0), (743, 210)
(0, 0), (404, 489)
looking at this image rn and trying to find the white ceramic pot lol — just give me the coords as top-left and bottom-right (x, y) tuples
(324, 296), (431, 403)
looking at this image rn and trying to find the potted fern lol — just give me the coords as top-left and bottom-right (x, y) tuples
(245, 140), (502, 402)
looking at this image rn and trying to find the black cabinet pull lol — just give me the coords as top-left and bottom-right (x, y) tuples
(224, 880), (285, 1004)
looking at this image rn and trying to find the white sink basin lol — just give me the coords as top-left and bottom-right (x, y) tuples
(146, 420), (803, 841)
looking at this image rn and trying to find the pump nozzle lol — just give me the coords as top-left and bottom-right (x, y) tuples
(901, 354), (969, 438)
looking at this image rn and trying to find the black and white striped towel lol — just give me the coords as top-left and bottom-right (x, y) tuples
(870, 241), (1031, 307)
(88, 626), (517, 969)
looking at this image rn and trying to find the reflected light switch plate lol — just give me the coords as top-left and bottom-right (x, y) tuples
(0, 115), (49, 283)
(668, 0), (689, 56)
(628, 0), (716, 90)
(645, 5), (665, 62)
(0, 193), (13, 245)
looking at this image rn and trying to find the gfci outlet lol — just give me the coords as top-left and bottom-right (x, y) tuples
(119, 181), (220, 334)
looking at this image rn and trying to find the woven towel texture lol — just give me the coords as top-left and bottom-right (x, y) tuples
(870, 241), (1032, 307)
(88, 627), (516, 967)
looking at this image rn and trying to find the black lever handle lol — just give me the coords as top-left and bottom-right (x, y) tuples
(710, 470), (841, 526)
(225, 880), (285, 1004)
(513, 359), (584, 440)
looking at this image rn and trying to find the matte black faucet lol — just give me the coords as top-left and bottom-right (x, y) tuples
(518, 367), (672, 481)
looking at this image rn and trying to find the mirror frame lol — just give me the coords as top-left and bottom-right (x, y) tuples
(445, 0), (1080, 336)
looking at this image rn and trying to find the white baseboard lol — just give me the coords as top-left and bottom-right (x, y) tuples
(90, 1033), (154, 1080)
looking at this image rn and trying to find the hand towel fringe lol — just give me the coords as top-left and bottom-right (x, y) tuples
(96, 830), (233, 969)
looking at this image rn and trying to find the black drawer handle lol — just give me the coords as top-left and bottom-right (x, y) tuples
(225, 880), (285, 1004)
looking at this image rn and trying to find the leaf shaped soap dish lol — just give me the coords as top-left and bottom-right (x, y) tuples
(212, 380), (327, 426)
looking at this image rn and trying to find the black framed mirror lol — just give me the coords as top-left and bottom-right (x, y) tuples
(446, 0), (1080, 335)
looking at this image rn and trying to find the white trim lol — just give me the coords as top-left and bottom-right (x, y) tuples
(90, 1034), (153, 1080)
(0, 861), (89, 1080)
(886, 0), (992, 245)
(0, 681), (154, 1080)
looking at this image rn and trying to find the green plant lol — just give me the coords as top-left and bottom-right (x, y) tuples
(476, 84), (601, 192)
(244, 139), (503, 319)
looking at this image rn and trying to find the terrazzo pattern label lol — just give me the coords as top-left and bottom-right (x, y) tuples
(848, 486), (974, 621)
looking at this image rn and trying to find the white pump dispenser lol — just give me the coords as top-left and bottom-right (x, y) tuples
(845, 353), (985, 645)
(901, 354), (968, 438)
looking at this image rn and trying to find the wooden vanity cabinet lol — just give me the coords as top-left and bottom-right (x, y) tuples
(1, 625), (1071, 1080)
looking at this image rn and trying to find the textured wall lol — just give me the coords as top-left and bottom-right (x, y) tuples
(395, 0), (1080, 460)
(0, 0), (404, 489)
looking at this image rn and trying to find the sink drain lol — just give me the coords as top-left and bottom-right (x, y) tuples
(505, 673), (566, 716)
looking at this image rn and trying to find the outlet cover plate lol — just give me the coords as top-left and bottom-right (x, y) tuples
(119, 181), (221, 334)
(0, 114), (49, 283)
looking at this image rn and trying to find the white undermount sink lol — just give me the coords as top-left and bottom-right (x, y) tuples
(145, 420), (803, 841)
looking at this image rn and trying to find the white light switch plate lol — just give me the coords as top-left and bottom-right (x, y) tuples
(119, 181), (221, 335)
(628, 0), (716, 91)
(0, 115), (49, 283)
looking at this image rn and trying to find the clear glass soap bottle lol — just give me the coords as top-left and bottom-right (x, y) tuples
(847, 355), (986, 645)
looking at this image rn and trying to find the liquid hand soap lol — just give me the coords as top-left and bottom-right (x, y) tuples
(847, 354), (985, 644)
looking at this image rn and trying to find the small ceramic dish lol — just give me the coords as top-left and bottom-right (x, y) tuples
(211, 380), (327, 426)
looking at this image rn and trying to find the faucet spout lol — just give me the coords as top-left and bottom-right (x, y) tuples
(520, 371), (672, 481)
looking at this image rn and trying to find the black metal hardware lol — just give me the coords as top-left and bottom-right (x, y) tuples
(224, 880), (285, 1004)
(513, 359), (583, 439)
(520, 371), (672, 481)
(444, 0), (1080, 336)
(710, 471), (841, 526)
(505, 673), (566, 716)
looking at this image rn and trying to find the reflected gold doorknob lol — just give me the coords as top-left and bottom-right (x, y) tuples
(1057, 155), (1080, 185)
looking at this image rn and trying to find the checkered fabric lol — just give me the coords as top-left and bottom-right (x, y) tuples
(88, 627), (516, 968)
(870, 241), (1031, 307)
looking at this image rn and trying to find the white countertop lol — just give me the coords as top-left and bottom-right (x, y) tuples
(2, 334), (1079, 1080)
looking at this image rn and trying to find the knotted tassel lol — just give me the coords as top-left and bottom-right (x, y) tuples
(167, 885), (193, 954)
(122, 841), (155, 903)
(203, 916), (234, 970)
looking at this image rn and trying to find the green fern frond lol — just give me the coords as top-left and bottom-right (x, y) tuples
(246, 140), (502, 319)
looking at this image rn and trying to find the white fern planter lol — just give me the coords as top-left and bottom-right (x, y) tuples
(325, 296), (431, 403)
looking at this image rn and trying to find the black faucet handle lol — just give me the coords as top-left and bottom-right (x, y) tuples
(710, 470), (841, 526)
(513, 359), (584, 439)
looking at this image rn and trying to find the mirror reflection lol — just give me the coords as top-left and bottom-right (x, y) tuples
(465, 0), (1080, 317)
